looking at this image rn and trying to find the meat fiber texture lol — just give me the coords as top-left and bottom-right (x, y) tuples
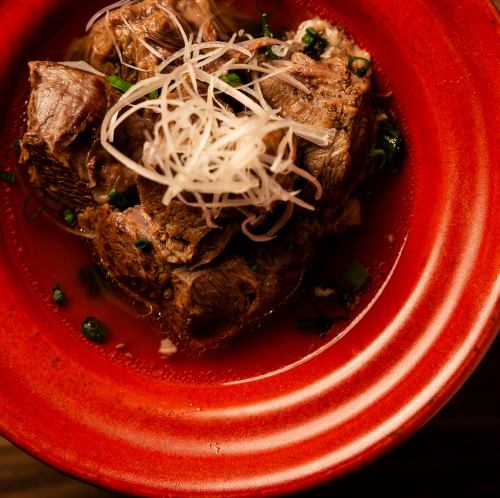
(67, 0), (237, 82)
(20, 0), (377, 353)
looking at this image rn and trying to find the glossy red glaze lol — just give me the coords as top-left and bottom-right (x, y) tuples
(0, 0), (499, 496)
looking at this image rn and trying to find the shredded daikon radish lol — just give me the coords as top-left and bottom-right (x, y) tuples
(58, 60), (106, 77)
(99, 7), (336, 238)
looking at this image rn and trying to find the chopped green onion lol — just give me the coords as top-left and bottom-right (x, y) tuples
(348, 56), (371, 77)
(302, 27), (329, 60)
(107, 75), (133, 92)
(63, 208), (77, 226)
(148, 89), (159, 100)
(302, 28), (316, 47)
(376, 123), (404, 171)
(135, 239), (152, 251)
(244, 253), (258, 272)
(220, 72), (242, 87)
(261, 13), (278, 59)
(107, 188), (128, 210)
(341, 259), (370, 289)
(0, 170), (16, 185)
(317, 37), (328, 50)
(52, 284), (66, 306)
(81, 316), (109, 344)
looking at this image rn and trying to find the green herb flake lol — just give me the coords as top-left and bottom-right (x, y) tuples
(107, 188), (128, 210)
(135, 239), (152, 251)
(348, 56), (371, 77)
(81, 316), (109, 344)
(0, 170), (16, 185)
(302, 27), (329, 60)
(261, 13), (278, 59)
(107, 75), (133, 92)
(148, 89), (159, 100)
(63, 208), (77, 226)
(220, 72), (242, 87)
(376, 123), (404, 171)
(302, 28), (316, 47)
(52, 284), (66, 306)
(341, 259), (370, 290)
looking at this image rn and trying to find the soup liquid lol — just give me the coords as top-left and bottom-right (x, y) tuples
(0, 0), (413, 384)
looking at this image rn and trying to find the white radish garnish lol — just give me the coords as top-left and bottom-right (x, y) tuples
(58, 60), (106, 77)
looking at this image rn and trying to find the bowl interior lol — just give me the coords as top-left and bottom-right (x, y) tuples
(0, 1), (498, 497)
(0, 0), (412, 384)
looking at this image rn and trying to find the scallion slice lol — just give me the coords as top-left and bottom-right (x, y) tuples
(376, 123), (404, 171)
(302, 27), (316, 47)
(81, 316), (109, 344)
(302, 27), (329, 60)
(220, 72), (242, 87)
(63, 208), (77, 226)
(107, 75), (133, 92)
(261, 13), (278, 59)
(52, 284), (66, 306)
(148, 89), (159, 100)
(107, 188), (128, 210)
(135, 239), (152, 251)
(348, 56), (371, 77)
(341, 259), (370, 289)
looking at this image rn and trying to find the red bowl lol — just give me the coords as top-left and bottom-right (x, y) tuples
(0, 0), (499, 496)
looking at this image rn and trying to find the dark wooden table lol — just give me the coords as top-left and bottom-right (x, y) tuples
(1, 335), (498, 498)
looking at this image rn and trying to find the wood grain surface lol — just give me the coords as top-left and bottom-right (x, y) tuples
(1, 335), (498, 498)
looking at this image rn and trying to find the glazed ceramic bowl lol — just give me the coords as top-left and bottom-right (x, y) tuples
(0, 0), (498, 496)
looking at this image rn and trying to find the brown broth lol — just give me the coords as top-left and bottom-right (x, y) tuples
(0, 0), (413, 384)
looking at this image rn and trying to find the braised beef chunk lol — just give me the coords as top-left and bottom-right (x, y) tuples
(79, 204), (171, 303)
(22, 1), (383, 354)
(21, 62), (107, 208)
(172, 202), (361, 351)
(68, 0), (235, 82)
(261, 51), (376, 204)
(136, 177), (240, 266)
(20, 62), (138, 209)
